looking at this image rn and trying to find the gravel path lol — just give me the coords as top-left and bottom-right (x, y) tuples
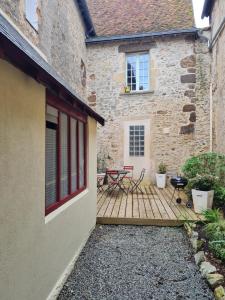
(58, 225), (214, 300)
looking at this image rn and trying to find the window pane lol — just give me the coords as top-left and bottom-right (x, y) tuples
(79, 122), (85, 188)
(60, 113), (69, 198)
(45, 123), (57, 208)
(71, 118), (77, 193)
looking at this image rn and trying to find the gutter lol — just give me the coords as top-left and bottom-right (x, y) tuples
(209, 17), (225, 50)
(86, 28), (198, 44)
(76, 0), (96, 37)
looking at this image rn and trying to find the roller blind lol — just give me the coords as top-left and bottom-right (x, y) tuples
(45, 124), (57, 208)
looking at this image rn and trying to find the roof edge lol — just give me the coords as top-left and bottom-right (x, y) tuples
(76, 0), (96, 37)
(86, 28), (198, 44)
(0, 13), (104, 125)
(201, 0), (214, 19)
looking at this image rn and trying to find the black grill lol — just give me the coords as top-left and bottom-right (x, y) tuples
(170, 176), (188, 189)
(170, 176), (191, 206)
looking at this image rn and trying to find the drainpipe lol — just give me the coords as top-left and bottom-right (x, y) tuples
(209, 82), (213, 152)
(209, 17), (225, 51)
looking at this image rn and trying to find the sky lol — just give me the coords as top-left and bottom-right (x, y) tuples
(192, 0), (209, 28)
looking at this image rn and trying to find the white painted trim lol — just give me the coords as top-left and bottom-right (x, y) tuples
(46, 225), (95, 300)
(125, 52), (150, 92)
(0, 8), (47, 61)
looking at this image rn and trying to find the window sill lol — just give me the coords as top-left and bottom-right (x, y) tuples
(45, 188), (88, 224)
(120, 90), (154, 96)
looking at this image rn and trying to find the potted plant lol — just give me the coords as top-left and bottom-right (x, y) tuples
(156, 162), (167, 188)
(189, 174), (217, 213)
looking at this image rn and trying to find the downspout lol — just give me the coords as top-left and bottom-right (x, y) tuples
(209, 16), (225, 50)
(209, 82), (213, 151)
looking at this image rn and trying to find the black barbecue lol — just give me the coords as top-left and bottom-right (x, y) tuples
(170, 176), (191, 207)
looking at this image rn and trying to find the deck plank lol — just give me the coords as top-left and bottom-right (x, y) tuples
(151, 185), (177, 220)
(118, 192), (127, 218)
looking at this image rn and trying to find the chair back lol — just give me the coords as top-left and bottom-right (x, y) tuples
(106, 170), (119, 182)
(123, 165), (134, 178)
(139, 168), (145, 182)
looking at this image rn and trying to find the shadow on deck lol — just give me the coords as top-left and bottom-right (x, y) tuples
(97, 185), (204, 226)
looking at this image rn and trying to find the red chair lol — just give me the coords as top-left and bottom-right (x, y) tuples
(123, 165), (134, 183)
(106, 170), (120, 192)
(130, 168), (146, 194)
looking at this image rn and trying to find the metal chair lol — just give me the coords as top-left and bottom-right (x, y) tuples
(123, 165), (134, 183)
(97, 174), (105, 192)
(130, 168), (145, 194)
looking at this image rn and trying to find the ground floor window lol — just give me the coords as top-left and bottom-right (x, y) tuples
(45, 93), (87, 215)
(129, 125), (145, 156)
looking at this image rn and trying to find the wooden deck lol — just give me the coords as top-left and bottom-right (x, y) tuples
(97, 185), (204, 226)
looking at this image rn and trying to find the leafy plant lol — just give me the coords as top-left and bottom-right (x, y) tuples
(209, 240), (225, 262)
(182, 153), (225, 208)
(213, 185), (225, 208)
(203, 208), (221, 223)
(204, 219), (225, 240)
(188, 174), (217, 191)
(182, 152), (225, 186)
(158, 162), (167, 174)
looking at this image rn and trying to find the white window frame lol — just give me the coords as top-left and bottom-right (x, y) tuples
(25, 0), (38, 31)
(126, 52), (150, 92)
(129, 125), (145, 157)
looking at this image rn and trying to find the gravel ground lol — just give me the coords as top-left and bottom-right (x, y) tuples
(58, 225), (214, 300)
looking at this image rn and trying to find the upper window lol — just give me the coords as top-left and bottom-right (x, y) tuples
(45, 94), (87, 215)
(25, 0), (38, 30)
(126, 53), (149, 92)
(129, 125), (145, 157)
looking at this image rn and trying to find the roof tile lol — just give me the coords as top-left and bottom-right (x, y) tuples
(87, 0), (195, 36)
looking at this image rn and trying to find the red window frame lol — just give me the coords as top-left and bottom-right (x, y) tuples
(45, 91), (87, 215)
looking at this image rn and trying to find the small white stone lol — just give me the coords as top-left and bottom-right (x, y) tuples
(194, 251), (205, 265)
(200, 261), (217, 278)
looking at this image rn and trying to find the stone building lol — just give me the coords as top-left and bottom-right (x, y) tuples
(202, 0), (225, 154)
(86, 0), (211, 180)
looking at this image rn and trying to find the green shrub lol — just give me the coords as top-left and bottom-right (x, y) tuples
(188, 174), (217, 191)
(214, 186), (225, 208)
(182, 152), (225, 185)
(203, 208), (221, 223)
(182, 152), (225, 208)
(209, 241), (225, 262)
(204, 219), (225, 240)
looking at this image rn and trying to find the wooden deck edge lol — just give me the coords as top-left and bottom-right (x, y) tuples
(96, 217), (194, 227)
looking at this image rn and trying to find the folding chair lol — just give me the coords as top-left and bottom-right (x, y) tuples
(123, 165), (134, 183)
(97, 174), (105, 192)
(105, 170), (120, 193)
(130, 168), (145, 194)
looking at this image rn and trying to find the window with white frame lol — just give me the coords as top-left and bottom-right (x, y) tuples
(126, 53), (149, 92)
(25, 0), (38, 30)
(129, 125), (145, 156)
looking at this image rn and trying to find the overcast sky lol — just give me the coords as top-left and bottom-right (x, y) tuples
(192, 0), (209, 28)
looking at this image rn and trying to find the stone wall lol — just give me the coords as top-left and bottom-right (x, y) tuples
(87, 36), (211, 181)
(0, 0), (87, 99)
(210, 0), (225, 153)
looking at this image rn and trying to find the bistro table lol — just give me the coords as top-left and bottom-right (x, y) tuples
(106, 169), (130, 194)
